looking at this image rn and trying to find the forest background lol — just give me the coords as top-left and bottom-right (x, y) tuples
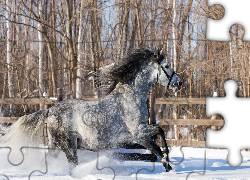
(0, 0), (247, 140)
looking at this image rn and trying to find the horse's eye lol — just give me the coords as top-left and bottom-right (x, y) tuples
(165, 65), (169, 69)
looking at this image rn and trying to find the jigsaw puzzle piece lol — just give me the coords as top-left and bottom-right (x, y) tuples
(0, 110), (49, 179)
(187, 148), (250, 179)
(47, 148), (152, 179)
(133, 147), (206, 179)
(0, 148), (10, 180)
(73, 147), (155, 180)
(0, 146), (48, 179)
(206, 79), (250, 167)
(0, 174), (9, 180)
(207, 0), (250, 41)
(58, 148), (154, 180)
(70, 97), (159, 179)
(46, 148), (99, 178)
(168, 146), (184, 166)
(47, 147), (205, 179)
(178, 147), (206, 179)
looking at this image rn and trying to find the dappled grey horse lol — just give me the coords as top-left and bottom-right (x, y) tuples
(1, 48), (182, 173)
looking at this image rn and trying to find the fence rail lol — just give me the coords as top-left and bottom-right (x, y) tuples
(0, 98), (56, 105)
(159, 119), (224, 126)
(0, 117), (18, 123)
(0, 97), (207, 105)
(0, 97), (101, 105)
(166, 139), (206, 147)
(0, 117), (224, 126)
(155, 98), (206, 104)
(0, 97), (217, 126)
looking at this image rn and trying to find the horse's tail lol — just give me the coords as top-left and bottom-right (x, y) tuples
(0, 109), (49, 167)
(0, 109), (48, 149)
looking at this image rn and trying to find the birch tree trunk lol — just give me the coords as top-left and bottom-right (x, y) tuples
(89, 11), (96, 97)
(51, 0), (57, 97)
(24, 17), (30, 95)
(176, 0), (193, 67)
(38, 1), (44, 109)
(66, 0), (77, 99)
(149, 0), (153, 48)
(6, 0), (15, 117)
(117, 0), (122, 59)
(24, 16), (30, 112)
(172, 0), (177, 72)
(172, 0), (178, 139)
(42, 34), (56, 98)
(123, 0), (130, 55)
(128, 7), (137, 52)
(135, 0), (142, 46)
(76, 0), (83, 99)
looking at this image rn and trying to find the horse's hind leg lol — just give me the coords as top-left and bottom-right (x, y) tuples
(59, 136), (78, 172)
(49, 131), (78, 173)
(47, 129), (61, 159)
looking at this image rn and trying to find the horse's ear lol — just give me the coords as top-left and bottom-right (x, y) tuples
(154, 48), (162, 56)
(160, 48), (163, 55)
(155, 48), (164, 64)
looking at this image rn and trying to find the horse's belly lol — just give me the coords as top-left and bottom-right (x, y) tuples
(79, 125), (133, 150)
(76, 108), (133, 150)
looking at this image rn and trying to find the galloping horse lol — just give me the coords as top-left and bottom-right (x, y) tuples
(1, 48), (182, 173)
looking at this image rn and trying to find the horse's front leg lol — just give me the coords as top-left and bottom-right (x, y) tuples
(135, 124), (172, 172)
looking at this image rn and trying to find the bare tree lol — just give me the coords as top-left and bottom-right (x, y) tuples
(6, 0), (15, 116)
(172, 0), (177, 139)
(38, 1), (44, 109)
(76, 0), (84, 99)
(1, 0), (247, 141)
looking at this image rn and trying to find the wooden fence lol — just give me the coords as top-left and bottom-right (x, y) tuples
(156, 97), (223, 147)
(0, 94), (223, 147)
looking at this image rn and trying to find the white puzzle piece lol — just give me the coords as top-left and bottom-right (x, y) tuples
(206, 80), (250, 167)
(207, 0), (250, 41)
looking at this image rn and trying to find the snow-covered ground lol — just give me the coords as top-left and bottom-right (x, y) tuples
(1, 147), (250, 180)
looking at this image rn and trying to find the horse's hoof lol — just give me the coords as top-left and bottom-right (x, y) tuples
(161, 159), (172, 172)
(165, 164), (172, 172)
(168, 164), (172, 171)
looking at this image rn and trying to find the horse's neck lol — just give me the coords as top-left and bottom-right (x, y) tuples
(128, 63), (155, 102)
(114, 65), (154, 122)
(109, 62), (156, 104)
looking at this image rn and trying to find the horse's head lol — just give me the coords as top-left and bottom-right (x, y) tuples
(153, 49), (182, 93)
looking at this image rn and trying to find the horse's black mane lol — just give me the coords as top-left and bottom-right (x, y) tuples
(98, 48), (156, 94)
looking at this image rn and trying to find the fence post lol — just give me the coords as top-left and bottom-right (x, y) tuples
(149, 88), (156, 125)
(44, 92), (48, 110)
(0, 94), (4, 114)
(57, 88), (63, 102)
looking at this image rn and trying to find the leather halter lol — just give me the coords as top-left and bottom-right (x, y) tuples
(156, 54), (176, 89)
(161, 66), (176, 89)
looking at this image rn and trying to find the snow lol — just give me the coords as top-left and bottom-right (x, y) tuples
(1, 147), (250, 179)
